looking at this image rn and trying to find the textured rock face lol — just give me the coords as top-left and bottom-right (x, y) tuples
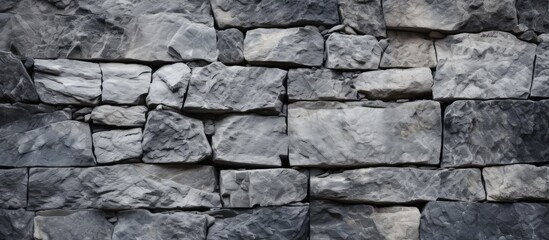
(33, 59), (102, 105)
(100, 63), (152, 105)
(0, 209), (33, 240)
(516, 0), (549, 33)
(287, 68), (357, 101)
(443, 100), (549, 167)
(210, 0), (339, 28)
(0, 103), (60, 126)
(383, 0), (518, 32)
(354, 68), (433, 100)
(311, 167), (485, 203)
(90, 105), (147, 127)
(244, 27), (324, 66)
(531, 35), (549, 98)
(483, 164), (549, 201)
(146, 63), (190, 109)
(325, 33), (381, 70)
(212, 115), (287, 166)
(207, 206), (309, 240)
(142, 110), (211, 163)
(28, 164), (221, 210)
(420, 202), (549, 240)
(217, 29), (244, 64)
(0, 51), (39, 102)
(433, 31), (536, 100)
(167, 21), (218, 62)
(380, 31), (437, 68)
(113, 210), (207, 240)
(289, 101), (441, 167)
(185, 62), (286, 114)
(33, 210), (113, 240)
(92, 128), (143, 164)
(220, 169), (307, 208)
(338, 0), (385, 37)
(310, 201), (420, 240)
(0, 168), (27, 209)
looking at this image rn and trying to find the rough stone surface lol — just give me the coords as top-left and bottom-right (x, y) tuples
(0, 209), (33, 240)
(0, 168), (27, 209)
(287, 68), (357, 101)
(113, 210), (207, 240)
(33, 210), (113, 240)
(142, 110), (211, 163)
(207, 206), (309, 240)
(33, 59), (102, 106)
(516, 0), (549, 33)
(217, 29), (244, 64)
(433, 31), (536, 100)
(420, 202), (549, 240)
(325, 33), (381, 70)
(483, 164), (549, 201)
(380, 31), (437, 68)
(354, 68), (433, 100)
(0, 103), (60, 126)
(90, 105), (147, 127)
(210, 0), (339, 28)
(289, 101), (441, 167)
(244, 27), (324, 67)
(28, 164), (221, 210)
(212, 115), (287, 166)
(311, 167), (485, 203)
(310, 201), (420, 240)
(443, 100), (549, 167)
(338, 0), (385, 37)
(100, 63), (152, 105)
(146, 63), (191, 109)
(531, 34), (549, 98)
(167, 21), (218, 62)
(92, 128), (143, 164)
(185, 62), (286, 114)
(383, 0), (518, 32)
(220, 169), (307, 208)
(0, 51), (39, 102)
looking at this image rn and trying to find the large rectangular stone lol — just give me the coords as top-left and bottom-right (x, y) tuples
(289, 101), (441, 167)
(483, 164), (549, 201)
(33, 210), (113, 240)
(0, 168), (27, 209)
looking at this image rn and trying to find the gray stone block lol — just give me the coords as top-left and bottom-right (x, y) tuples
(325, 33), (381, 70)
(531, 34), (549, 98)
(0, 168), (27, 209)
(0, 51), (39, 103)
(146, 63), (190, 109)
(516, 0), (549, 33)
(483, 164), (549, 201)
(92, 128), (143, 164)
(287, 68), (357, 101)
(90, 105), (147, 127)
(0, 209), (33, 240)
(100, 63), (152, 105)
(338, 0), (385, 37)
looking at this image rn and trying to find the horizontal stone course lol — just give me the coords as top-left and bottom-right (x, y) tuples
(483, 164), (549, 201)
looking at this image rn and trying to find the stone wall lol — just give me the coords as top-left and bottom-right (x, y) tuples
(1, 0), (549, 239)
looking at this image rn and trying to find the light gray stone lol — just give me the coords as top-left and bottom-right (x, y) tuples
(380, 31), (437, 68)
(531, 34), (549, 98)
(185, 62), (286, 114)
(146, 63), (190, 109)
(220, 169), (307, 208)
(325, 33), (381, 70)
(383, 0), (518, 32)
(353, 68), (433, 100)
(433, 31), (536, 100)
(288, 68), (357, 101)
(310, 167), (485, 203)
(210, 0), (339, 29)
(0, 209), (33, 240)
(338, 0), (385, 37)
(100, 63), (151, 105)
(483, 164), (549, 201)
(217, 28), (244, 64)
(516, 0), (549, 34)
(142, 110), (211, 163)
(443, 100), (549, 167)
(28, 164), (221, 210)
(113, 210), (207, 240)
(167, 21), (218, 62)
(212, 115), (287, 166)
(0, 51), (39, 103)
(90, 105), (147, 127)
(289, 101), (441, 167)
(207, 206), (309, 240)
(92, 128), (143, 164)
(0, 168), (27, 209)
(33, 210), (113, 240)
(34, 59), (102, 105)
(310, 201), (420, 240)
(244, 27), (324, 67)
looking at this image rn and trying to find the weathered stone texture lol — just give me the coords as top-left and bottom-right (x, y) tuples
(516, 0), (549, 33)
(325, 33), (381, 70)
(0, 103), (60, 126)
(146, 63), (190, 109)
(483, 164), (549, 201)
(33, 210), (113, 240)
(0, 209), (33, 240)
(92, 128), (143, 164)
(338, 0), (386, 37)
(531, 34), (549, 98)
(100, 63), (151, 105)
(0, 51), (39, 103)
(354, 68), (433, 100)
(380, 31), (437, 68)
(90, 105), (147, 127)
(0, 168), (27, 209)
(287, 68), (357, 101)
(217, 29), (244, 64)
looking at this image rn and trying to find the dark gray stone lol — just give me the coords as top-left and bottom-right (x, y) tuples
(142, 110), (211, 163)
(217, 29), (244, 64)
(33, 210), (114, 240)
(207, 206), (309, 240)
(338, 0), (385, 37)
(100, 63), (151, 105)
(0, 168), (27, 209)
(443, 100), (549, 167)
(516, 0), (549, 34)
(0, 209), (33, 240)
(28, 164), (221, 210)
(380, 31), (437, 68)
(146, 63), (191, 109)
(483, 164), (549, 201)
(420, 202), (549, 240)
(210, 0), (339, 28)
(0, 103), (60, 126)
(287, 68), (357, 101)
(310, 167), (485, 203)
(90, 105), (147, 127)
(0, 51), (39, 103)
(325, 33), (381, 70)
(92, 128), (143, 164)
(531, 34), (549, 98)
(353, 68), (433, 100)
